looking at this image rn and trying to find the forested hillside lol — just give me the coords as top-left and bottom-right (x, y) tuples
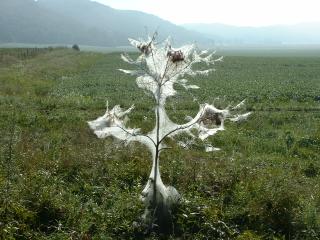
(0, 0), (210, 46)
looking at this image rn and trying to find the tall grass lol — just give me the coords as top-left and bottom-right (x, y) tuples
(0, 49), (319, 239)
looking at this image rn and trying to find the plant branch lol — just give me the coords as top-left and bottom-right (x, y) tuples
(158, 106), (207, 144)
(115, 124), (157, 148)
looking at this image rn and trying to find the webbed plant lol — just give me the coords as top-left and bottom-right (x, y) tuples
(88, 33), (250, 227)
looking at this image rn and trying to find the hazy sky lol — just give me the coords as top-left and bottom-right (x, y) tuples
(93, 0), (320, 26)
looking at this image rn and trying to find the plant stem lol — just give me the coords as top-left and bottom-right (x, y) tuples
(153, 86), (161, 208)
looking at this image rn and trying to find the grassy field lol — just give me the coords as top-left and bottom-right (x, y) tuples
(0, 48), (319, 239)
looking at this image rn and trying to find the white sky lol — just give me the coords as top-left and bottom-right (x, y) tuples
(93, 0), (320, 27)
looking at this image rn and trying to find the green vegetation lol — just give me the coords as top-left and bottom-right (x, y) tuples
(0, 48), (319, 239)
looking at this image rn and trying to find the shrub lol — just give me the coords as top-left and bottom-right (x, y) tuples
(72, 44), (80, 51)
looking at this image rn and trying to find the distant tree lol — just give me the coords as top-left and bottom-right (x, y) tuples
(88, 33), (250, 229)
(72, 44), (80, 51)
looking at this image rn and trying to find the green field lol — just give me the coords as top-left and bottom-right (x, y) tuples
(0, 48), (319, 239)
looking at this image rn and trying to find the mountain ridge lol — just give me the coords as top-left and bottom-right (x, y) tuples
(182, 22), (320, 45)
(1, 0), (319, 47)
(0, 0), (211, 47)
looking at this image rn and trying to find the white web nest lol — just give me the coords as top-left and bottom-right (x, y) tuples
(88, 34), (251, 213)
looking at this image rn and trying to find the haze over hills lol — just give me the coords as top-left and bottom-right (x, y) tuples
(0, 0), (117, 46)
(182, 22), (320, 45)
(0, 0), (319, 48)
(0, 0), (211, 47)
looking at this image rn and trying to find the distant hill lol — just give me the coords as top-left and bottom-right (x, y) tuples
(1, 0), (319, 47)
(0, 0), (210, 47)
(182, 23), (320, 45)
(0, 0), (118, 46)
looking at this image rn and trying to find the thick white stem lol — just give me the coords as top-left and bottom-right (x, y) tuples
(140, 145), (166, 207)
